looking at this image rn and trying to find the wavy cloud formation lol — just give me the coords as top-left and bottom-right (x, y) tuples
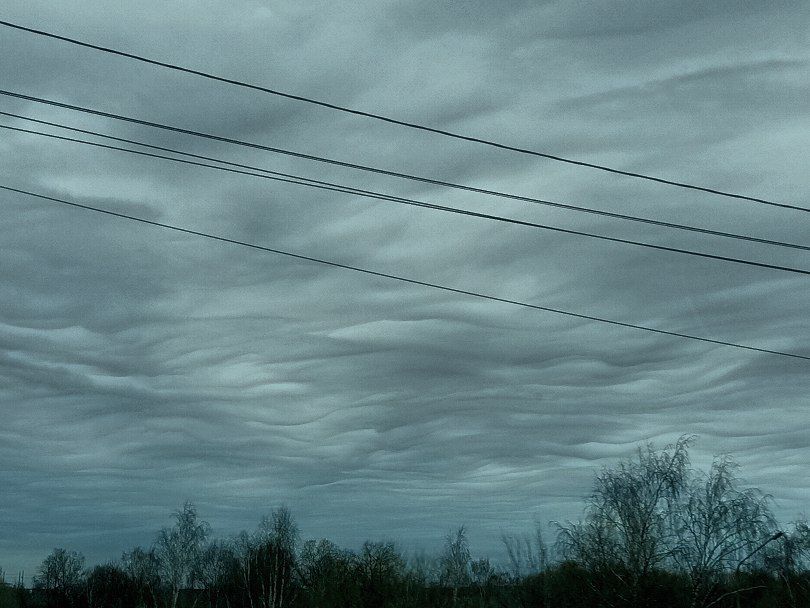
(0, 0), (808, 576)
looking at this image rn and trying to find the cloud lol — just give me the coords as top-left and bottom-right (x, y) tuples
(0, 0), (808, 578)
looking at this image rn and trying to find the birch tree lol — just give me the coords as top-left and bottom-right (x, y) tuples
(672, 456), (779, 608)
(235, 506), (299, 608)
(558, 436), (692, 607)
(33, 548), (85, 608)
(440, 526), (472, 606)
(154, 501), (210, 608)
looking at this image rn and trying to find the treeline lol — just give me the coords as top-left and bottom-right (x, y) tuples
(2, 437), (810, 608)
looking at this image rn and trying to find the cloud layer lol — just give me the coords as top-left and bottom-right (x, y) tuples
(1, 0), (808, 576)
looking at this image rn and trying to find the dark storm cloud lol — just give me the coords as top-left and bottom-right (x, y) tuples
(0, 0), (808, 579)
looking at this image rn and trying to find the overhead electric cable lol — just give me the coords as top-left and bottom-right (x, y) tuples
(3, 110), (808, 252)
(2, 184), (807, 362)
(4, 122), (809, 276)
(1, 90), (809, 216)
(0, 18), (793, 210)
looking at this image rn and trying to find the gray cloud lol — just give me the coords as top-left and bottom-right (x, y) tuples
(0, 0), (808, 580)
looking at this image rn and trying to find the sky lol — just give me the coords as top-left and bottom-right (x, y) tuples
(1, 0), (809, 578)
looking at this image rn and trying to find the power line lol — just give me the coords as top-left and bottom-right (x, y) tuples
(4, 122), (809, 277)
(4, 110), (808, 253)
(2, 89), (809, 218)
(2, 183), (807, 362)
(0, 18), (794, 210)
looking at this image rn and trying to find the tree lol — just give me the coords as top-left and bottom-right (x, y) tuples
(502, 521), (549, 579)
(402, 551), (439, 608)
(197, 541), (239, 608)
(763, 519), (810, 607)
(0, 570), (28, 608)
(764, 519), (810, 575)
(33, 548), (85, 608)
(440, 526), (472, 606)
(471, 557), (510, 606)
(298, 539), (359, 607)
(556, 514), (629, 606)
(557, 436), (692, 607)
(12, 573), (31, 608)
(256, 506), (298, 558)
(354, 541), (406, 608)
(672, 456), (778, 608)
(122, 546), (161, 608)
(503, 522), (550, 607)
(233, 506), (299, 608)
(0, 568), (12, 608)
(154, 501), (210, 608)
(84, 563), (138, 608)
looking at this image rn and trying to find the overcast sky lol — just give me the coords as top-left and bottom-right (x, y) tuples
(1, 0), (809, 577)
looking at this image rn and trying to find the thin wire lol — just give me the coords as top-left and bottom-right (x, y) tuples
(2, 184), (807, 362)
(4, 122), (809, 276)
(3, 110), (807, 252)
(0, 18), (794, 210)
(2, 90), (809, 218)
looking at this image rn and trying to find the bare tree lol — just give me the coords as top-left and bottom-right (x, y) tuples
(198, 540), (238, 608)
(440, 526), (472, 606)
(257, 506), (298, 556)
(501, 521), (549, 579)
(154, 501), (210, 608)
(403, 550), (439, 607)
(234, 506), (299, 608)
(33, 548), (85, 608)
(122, 546), (161, 608)
(0, 567), (10, 608)
(763, 519), (810, 607)
(355, 541), (406, 607)
(298, 538), (359, 607)
(672, 456), (778, 608)
(84, 563), (137, 608)
(470, 557), (508, 605)
(557, 513), (630, 606)
(765, 519), (810, 575)
(405, 550), (439, 585)
(557, 436), (692, 607)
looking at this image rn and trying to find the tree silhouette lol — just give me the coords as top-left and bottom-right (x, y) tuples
(33, 548), (85, 608)
(440, 526), (472, 606)
(154, 501), (210, 608)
